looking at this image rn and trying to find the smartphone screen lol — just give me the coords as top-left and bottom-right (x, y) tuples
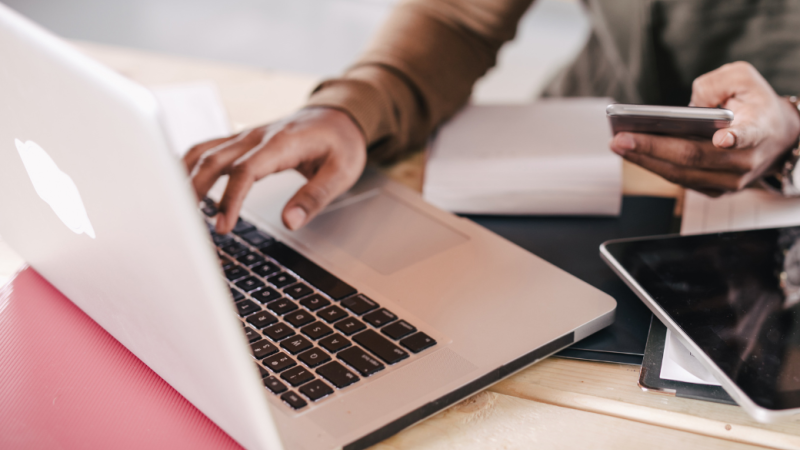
(607, 104), (733, 139)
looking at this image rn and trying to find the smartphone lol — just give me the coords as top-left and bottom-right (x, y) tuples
(606, 104), (733, 139)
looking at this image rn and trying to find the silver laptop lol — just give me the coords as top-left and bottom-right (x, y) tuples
(0, 5), (616, 449)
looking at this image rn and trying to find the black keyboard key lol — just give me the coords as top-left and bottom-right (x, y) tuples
(266, 298), (298, 315)
(285, 310), (315, 328)
(250, 339), (278, 359)
(236, 276), (265, 293)
(222, 241), (248, 256)
(284, 282), (313, 300)
(300, 294), (331, 311)
(262, 242), (357, 300)
(263, 352), (296, 372)
(363, 308), (397, 328)
(258, 364), (269, 378)
(211, 233), (233, 246)
(219, 256), (235, 269)
(317, 305), (348, 324)
(401, 332), (437, 353)
(382, 320), (417, 340)
(229, 287), (244, 302)
(201, 198), (218, 216)
(232, 219), (256, 236)
(281, 335), (313, 354)
(280, 391), (307, 410)
(299, 379), (333, 401)
(252, 262), (280, 278)
(341, 294), (379, 315)
(301, 322), (333, 340)
(246, 311), (278, 329)
(224, 266), (249, 282)
(338, 346), (384, 377)
(268, 272), (297, 288)
(241, 230), (274, 247)
(243, 326), (261, 343)
(280, 366), (315, 387)
(236, 300), (261, 317)
(263, 323), (295, 341)
(334, 317), (366, 336)
(319, 334), (351, 353)
(264, 376), (287, 394)
(236, 252), (265, 267)
(316, 361), (359, 389)
(353, 329), (408, 365)
(251, 287), (281, 304)
(298, 348), (332, 368)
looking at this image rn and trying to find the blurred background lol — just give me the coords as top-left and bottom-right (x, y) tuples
(0, 0), (591, 285)
(3, 0), (590, 103)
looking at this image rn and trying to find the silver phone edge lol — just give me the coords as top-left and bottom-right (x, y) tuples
(606, 104), (734, 121)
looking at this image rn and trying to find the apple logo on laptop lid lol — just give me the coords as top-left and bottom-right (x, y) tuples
(15, 139), (96, 239)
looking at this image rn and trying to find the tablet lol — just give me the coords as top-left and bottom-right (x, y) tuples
(601, 227), (800, 422)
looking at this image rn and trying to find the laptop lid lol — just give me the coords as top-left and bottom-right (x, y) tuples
(0, 5), (282, 449)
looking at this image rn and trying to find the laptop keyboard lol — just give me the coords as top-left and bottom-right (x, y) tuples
(201, 199), (437, 411)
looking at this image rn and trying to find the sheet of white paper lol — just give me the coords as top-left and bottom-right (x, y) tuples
(424, 98), (621, 216)
(661, 329), (721, 386)
(660, 188), (800, 385)
(150, 81), (231, 157)
(681, 189), (800, 235)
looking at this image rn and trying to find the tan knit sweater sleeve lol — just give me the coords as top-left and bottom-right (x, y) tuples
(305, 0), (535, 163)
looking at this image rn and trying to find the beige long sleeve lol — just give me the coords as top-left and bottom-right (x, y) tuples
(306, 0), (535, 163)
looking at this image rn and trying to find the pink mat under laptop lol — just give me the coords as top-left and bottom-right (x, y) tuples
(0, 267), (242, 450)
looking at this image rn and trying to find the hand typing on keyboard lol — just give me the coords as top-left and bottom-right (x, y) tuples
(205, 212), (437, 411)
(183, 107), (366, 234)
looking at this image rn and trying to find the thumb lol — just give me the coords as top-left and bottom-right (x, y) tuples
(282, 162), (355, 230)
(712, 123), (765, 149)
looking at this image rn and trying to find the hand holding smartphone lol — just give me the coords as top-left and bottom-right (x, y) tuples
(606, 104), (733, 140)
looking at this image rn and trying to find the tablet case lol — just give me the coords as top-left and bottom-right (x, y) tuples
(466, 195), (677, 365)
(0, 267), (242, 449)
(639, 317), (735, 405)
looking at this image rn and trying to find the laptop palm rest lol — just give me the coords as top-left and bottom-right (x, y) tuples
(296, 189), (469, 276)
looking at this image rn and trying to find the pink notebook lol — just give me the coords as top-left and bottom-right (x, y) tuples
(0, 267), (243, 450)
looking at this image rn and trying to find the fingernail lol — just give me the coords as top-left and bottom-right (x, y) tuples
(214, 214), (227, 234)
(616, 134), (636, 150)
(720, 132), (736, 148)
(611, 134), (636, 155)
(285, 207), (307, 230)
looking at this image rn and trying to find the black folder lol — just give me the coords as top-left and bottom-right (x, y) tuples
(465, 195), (676, 365)
(639, 317), (735, 404)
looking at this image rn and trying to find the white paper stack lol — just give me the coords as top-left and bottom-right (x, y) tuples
(423, 98), (621, 216)
(149, 81), (231, 157)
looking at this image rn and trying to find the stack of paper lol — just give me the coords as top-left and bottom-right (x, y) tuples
(149, 81), (231, 157)
(423, 98), (621, 216)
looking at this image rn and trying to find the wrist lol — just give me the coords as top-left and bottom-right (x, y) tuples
(762, 96), (800, 195)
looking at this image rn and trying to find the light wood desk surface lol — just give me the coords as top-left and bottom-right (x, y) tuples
(1, 41), (799, 450)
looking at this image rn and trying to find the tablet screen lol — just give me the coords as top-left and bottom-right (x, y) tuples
(606, 227), (800, 410)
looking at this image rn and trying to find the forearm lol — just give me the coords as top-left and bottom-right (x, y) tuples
(306, 0), (534, 163)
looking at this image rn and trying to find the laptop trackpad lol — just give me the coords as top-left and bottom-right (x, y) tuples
(298, 190), (468, 276)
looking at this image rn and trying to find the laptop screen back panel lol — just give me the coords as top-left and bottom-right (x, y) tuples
(0, 6), (285, 450)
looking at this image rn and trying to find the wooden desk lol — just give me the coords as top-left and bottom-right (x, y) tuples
(1, 41), (799, 450)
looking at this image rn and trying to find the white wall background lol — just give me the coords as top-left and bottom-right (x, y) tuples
(3, 0), (590, 103)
